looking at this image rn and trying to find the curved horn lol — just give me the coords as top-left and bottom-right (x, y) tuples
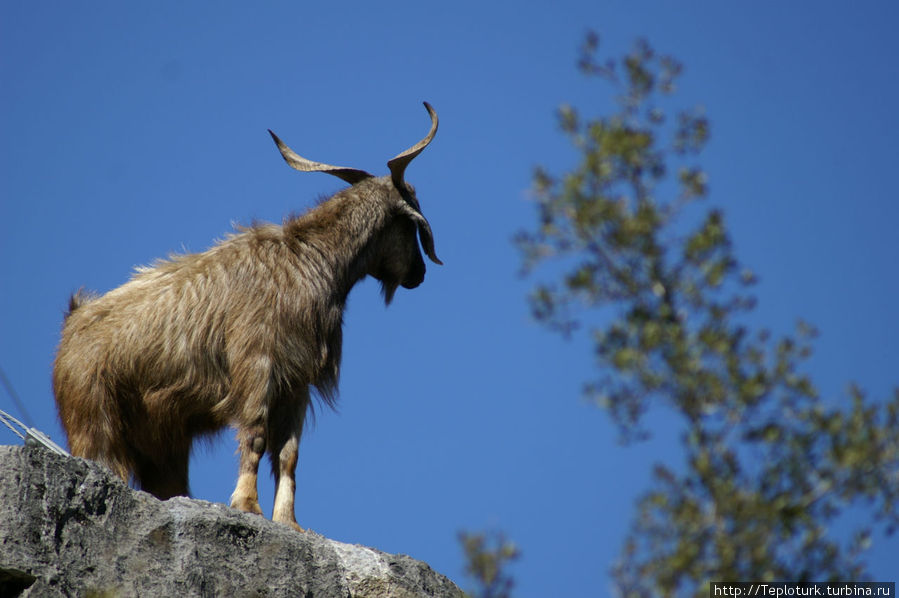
(268, 130), (373, 185)
(387, 102), (438, 189)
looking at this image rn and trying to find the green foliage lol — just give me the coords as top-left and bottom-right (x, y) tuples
(516, 33), (899, 596)
(459, 530), (520, 598)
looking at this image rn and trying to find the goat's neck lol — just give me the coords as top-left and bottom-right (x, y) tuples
(284, 192), (387, 297)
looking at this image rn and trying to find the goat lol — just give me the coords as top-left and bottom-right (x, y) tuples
(52, 103), (441, 531)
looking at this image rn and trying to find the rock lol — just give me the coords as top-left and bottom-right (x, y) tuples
(0, 445), (463, 598)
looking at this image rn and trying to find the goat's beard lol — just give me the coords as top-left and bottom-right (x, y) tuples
(380, 280), (399, 305)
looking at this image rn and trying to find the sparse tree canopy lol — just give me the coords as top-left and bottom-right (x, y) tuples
(459, 531), (519, 598)
(514, 32), (899, 596)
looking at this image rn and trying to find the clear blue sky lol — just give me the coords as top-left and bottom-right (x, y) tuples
(2, 2), (897, 594)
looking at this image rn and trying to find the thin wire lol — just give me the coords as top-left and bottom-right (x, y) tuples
(0, 409), (27, 440)
(0, 364), (35, 428)
(0, 406), (69, 456)
(0, 364), (69, 456)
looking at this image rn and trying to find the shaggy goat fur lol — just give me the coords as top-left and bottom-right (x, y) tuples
(53, 105), (440, 530)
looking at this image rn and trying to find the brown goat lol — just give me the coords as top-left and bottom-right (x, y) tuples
(53, 103), (441, 531)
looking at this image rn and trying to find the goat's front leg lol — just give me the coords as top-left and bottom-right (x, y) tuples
(268, 387), (309, 532)
(230, 424), (266, 515)
(227, 348), (272, 516)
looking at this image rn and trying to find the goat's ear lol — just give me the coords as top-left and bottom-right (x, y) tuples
(416, 217), (442, 265)
(398, 202), (442, 265)
(269, 130), (373, 185)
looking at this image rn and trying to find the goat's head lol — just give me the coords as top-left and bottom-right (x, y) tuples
(269, 102), (441, 303)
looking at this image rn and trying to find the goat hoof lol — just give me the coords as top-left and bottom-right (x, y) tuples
(230, 498), (264, 515)
(273, 517), (304, 533)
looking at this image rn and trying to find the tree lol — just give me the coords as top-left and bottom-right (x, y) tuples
(459, 530), (520, 598)
(514, 33), (899, 596)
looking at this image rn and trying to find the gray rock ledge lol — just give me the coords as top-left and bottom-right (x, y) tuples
(0, 444), (462, 597)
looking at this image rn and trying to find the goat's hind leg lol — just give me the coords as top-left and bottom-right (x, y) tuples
(133, 442), (191, 500)
(268, 387), (309, 532)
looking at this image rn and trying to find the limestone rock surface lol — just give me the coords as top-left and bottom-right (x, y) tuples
(0, 444), (462, 598)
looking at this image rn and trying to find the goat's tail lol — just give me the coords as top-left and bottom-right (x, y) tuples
(64, 288), (97, 321)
